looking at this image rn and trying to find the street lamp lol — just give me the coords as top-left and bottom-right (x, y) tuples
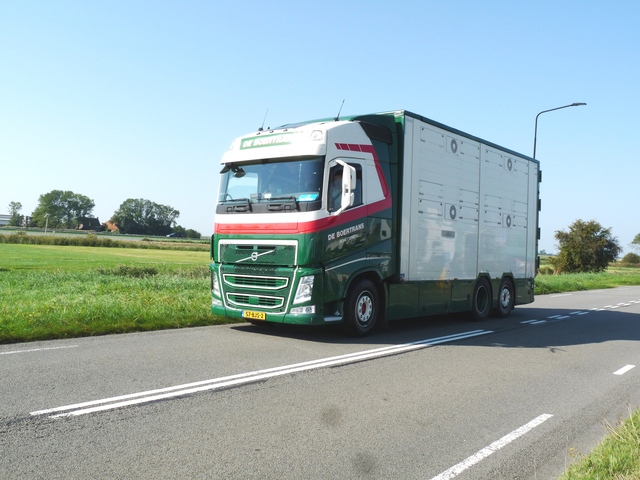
(533, 102), (586, 159)
(44, 213), (50, 235)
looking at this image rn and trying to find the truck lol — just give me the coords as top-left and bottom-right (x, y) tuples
(210, 110), (540, 336)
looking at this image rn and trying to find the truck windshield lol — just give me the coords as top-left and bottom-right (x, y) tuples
(219, 157), (324, 206)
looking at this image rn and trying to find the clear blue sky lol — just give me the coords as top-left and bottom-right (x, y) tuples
(1, 1), (639, 254)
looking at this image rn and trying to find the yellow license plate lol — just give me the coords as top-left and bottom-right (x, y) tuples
(243, 310), (266, 321)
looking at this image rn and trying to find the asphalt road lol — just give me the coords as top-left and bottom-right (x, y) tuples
(2, 286), (640, 479)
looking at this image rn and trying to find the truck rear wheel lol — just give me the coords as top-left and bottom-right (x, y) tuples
(471, 277), (491, 322)
(343, 279), (379, 337)
(495, 277), (515, 317)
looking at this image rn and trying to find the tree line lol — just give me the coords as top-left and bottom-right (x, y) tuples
(6, 190), (202, 238)
(5, 193), (640, 265)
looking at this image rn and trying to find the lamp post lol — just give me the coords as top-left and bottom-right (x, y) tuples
(44, 213), (50, 235)
(533, 102), (586, 159)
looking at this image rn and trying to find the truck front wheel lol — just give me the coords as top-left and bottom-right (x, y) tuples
(343, 279), (379, 337)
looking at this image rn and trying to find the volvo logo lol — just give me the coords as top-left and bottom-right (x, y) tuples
(237, 249), (276, 263)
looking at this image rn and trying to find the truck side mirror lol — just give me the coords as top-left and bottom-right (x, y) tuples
(333, 161), (356, 215)
(341, 163), (356, 210)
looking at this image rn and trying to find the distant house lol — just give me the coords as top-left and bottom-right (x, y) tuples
(104, 220), (119, 232)
(0, 214), (10, 226)
(77, 217), (104, 231)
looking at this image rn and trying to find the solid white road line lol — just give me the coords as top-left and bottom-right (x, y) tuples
(614, 365), (635, 376)
(430, 414), (554, 480)
(32, 329), (493, 418)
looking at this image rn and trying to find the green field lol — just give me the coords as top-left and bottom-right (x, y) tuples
(0, 243), (234, 344)
(0, 243), (208, 271)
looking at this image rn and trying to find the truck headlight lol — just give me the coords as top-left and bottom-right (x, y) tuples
(290, 305), (316, 314)
(293, 275), (314, 304)
(211, 271), (221, 298)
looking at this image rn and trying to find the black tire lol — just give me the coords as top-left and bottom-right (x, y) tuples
(343, 279), (380, 337)
(495, 278), (515, 317)
(471, 277), (492, 322)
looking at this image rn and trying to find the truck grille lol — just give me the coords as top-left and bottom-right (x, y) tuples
(219, 263), (294, 314)
(223, 274), (288, 290)
(226, 293), (284, 309)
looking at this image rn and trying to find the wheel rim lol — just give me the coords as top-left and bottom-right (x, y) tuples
(356, 291), (374, 327)
(500, 286), (512, 309)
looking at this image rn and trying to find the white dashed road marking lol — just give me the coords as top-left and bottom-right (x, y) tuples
(614, 365), (635, 376)
(430, 414), (554, 480)
(522, 297), (640, 327)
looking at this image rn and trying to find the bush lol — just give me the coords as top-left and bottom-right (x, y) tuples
(622, 252), (640, 264)
(554, 219), (622, 273)
(97, 264), (159, 278)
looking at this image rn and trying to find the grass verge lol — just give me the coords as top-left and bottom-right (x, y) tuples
(535, 268), (640, 295)
(559, 409), (640, 479)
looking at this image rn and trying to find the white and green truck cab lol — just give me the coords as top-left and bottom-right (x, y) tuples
(210, 110), (539, 336)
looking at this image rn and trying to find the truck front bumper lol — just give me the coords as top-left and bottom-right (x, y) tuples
(210, 303), (338, 326)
